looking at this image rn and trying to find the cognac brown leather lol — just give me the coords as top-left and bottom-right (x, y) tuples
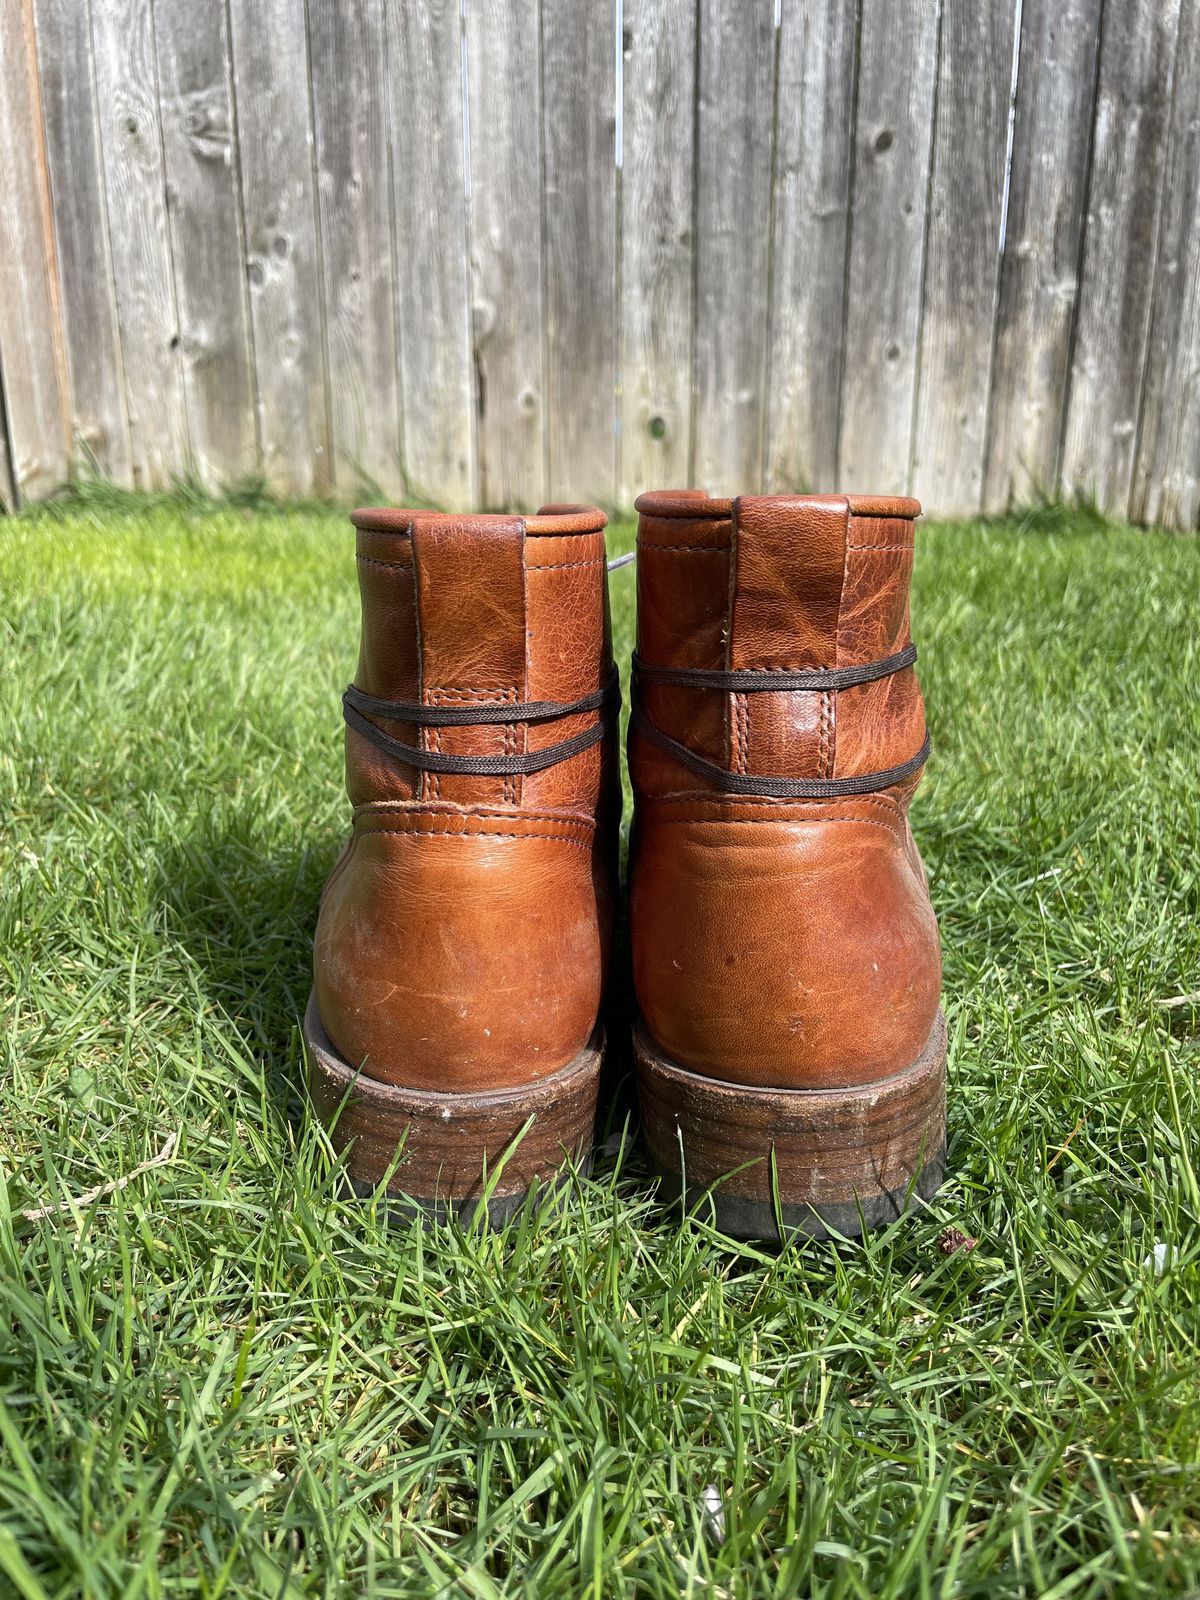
(312, 505), (619, 1093)
(628, 491), (941, 1090)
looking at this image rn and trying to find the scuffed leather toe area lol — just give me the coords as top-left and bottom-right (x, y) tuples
(630, 800), (941, 1090)
(314, 808), (612, 1092)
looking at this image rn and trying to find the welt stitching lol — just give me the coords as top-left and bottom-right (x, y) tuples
(362, 827), (594, 852)
(827, 693), (836, 777)
(645, 790), (905, 819)
(842, 793), (906, 818)
(352, 802), (598, 827)
(650, 814), (904, 842)
(508, 682), (519, 805)
(643, 795), (908, 835)
(356, 554), (412, 571)
(426, 685), (520, 799)
(637, 542), (731, 553)
(832, 510), (852, 779)
(525, 558), (605, 570)
(637, 510), (733, 522)
(846, 543), (913, 552)
(425, 685), (519, 698)
(728, 663), (821, 672)
(418, 706), (435, 803)
(819, 692), (833, 779)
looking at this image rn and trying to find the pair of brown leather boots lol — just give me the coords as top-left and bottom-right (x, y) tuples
(305, 491), (945, 1241)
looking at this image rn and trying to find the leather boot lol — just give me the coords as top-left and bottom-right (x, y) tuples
(628, 491), (945, 1240)
(306, 505), (621, 1219)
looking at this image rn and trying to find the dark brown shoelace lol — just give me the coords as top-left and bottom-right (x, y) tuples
(631, 646), (929, 799)
(631, 642), (917, 694)
(342, 666), (620, 776)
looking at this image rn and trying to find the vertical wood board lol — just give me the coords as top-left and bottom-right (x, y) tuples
(839, 0), (940, 496)
(984, 0), (1103, 510)
(155, 0), (258, 487)
(765, 0), (857, 495)
(89, 0), (191, 486)
(465, 0), (546, 510)
(542, 0), (617, 503)
(1060, 0), (1181, 518)
(619, 0), (696, 499)
(691, 0), (778, 495)
(228, 0), (329, 496)
(1132, 0), (1200, 528)
(912, 0), (1017, 516)
(0, 0), (69, 501)
(32, 0), (130, 483)
(309, 0), (403, 500)
(387, 0), (475, 510)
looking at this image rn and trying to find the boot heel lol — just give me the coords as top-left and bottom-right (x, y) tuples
(635, 1011), (946, 1242)
(304, 993), (602, 1223)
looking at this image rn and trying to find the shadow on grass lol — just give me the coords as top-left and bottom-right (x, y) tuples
(152, 821), (340, 1125)
(152, 813), (646, 1158)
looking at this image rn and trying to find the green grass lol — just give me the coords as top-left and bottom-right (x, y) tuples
(1, 486), (1199, 1597)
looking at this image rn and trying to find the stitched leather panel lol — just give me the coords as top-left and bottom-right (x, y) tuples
(524, 528), (613, 813)
(635, 510), (732, 770)
(730, 495), (850, 780)
(411, 514), (528, 806)
(347, 529), (421, 806)
(627, 489), (940, 1090)
(836, 514), (924, 778)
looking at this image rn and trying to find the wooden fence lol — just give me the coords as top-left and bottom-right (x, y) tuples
(1, 0), (1198, 526)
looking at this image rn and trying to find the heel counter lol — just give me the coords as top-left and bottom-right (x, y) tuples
(314, 810), (612, 1091)
(630, 801), (941, 1089)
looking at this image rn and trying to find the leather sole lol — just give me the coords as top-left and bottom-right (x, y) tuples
(634, 1011), (947, 1242)
(304, 991), (602, 1223)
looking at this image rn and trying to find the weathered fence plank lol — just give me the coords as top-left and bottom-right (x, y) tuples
(0, 0), (69, 502)
(691, 0), (777, 495)
(32, 0), (130, 483)
(309, 0), (402, 501)
(1133, 0), (1200, 529)
(764, 0), (856, 497)
(89, 0), (190, 486)
(386, 0), (474, 510)
(1061, 0), (1181, 520)
(6, 0), (1200, 529)
(913, 0), (1017, 517)
(155, 0), (258, 487)
(984, 0), (1102, 511)
(839, 0), (939, 496)
(543, 0), (617, 503)
(228, 0), (329, 497)
(619, 0), (695, 500)
(466, 0), (545, 510)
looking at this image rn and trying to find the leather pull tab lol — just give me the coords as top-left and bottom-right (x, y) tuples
(410, 515), (528, 802)
(729, 496), (849, 670)
(727, 496), (850, 781)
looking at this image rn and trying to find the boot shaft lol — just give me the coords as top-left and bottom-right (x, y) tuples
(631, 491), (926, 799)
(347, 504), (616, 815)
(627, 487), (941, 1095)
(311, 503), (620, 1105)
